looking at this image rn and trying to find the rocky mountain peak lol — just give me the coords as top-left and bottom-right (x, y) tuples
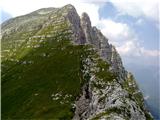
(81, 12), (92, 27)
(63, 4), (76, 10)
(1, 4), (153, 120)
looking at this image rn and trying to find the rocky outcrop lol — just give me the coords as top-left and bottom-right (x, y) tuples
(80, 12), (127, 81)
(59, 4), (86, 44)
(62, 5), (152, 120)
(72, 48), (150, 119)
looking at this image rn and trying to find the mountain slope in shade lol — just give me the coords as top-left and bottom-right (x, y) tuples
(1, 4), (153, 120)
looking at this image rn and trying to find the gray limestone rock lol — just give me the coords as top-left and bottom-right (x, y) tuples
(72, 11), (153, 120)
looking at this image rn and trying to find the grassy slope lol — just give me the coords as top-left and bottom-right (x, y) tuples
(2, 16), (87, 119)
(2, 37), (89, 119)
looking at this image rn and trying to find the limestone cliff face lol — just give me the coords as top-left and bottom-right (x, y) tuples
(61, 5), (152, 120)
(1, 4), (153, 120)
(67, 10), (127, 82)
(80, 13), (127, 81)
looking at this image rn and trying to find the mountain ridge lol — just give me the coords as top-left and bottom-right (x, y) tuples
(1, 4), (153, 120)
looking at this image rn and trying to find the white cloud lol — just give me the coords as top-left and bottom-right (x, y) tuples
(118, 41), (160, 57)
(110, 0), (159, 23)
(97, 19), (136, 42)
(75, 3), (100, 26)
(140, 48), (160, 57)
(1, 0), (158, 25)
(117, 41), (141, 57)
(0, 0), (75, 17)
(135, 19), (144, 25)
(0, 0), (100, 26)
(97, 19), (139, 56)
(97, 19), (160, 57)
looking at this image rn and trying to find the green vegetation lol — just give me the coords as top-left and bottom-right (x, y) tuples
(2, 17), (88, 119)
(2, 36), (91, 119)
(122, 74), (145, 111)
(95, 59), (116, 82)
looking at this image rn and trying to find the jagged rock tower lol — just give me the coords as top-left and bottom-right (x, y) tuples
(1, 4), (153, 120)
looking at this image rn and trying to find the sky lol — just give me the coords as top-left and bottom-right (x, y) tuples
(0, 0), (160, 118)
